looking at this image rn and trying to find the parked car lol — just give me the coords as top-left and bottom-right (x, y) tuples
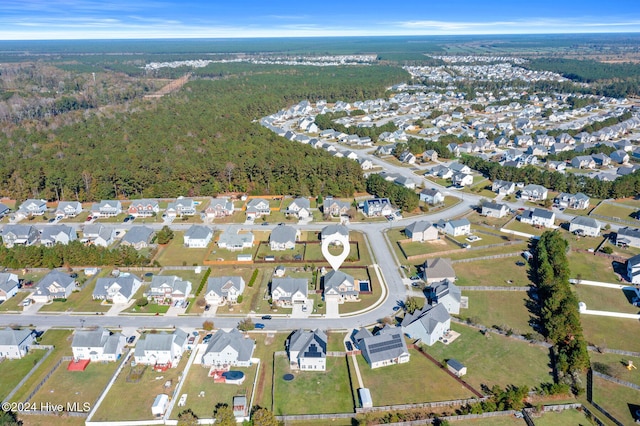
(204, 305), (211, 311)
(261, 315), (272, 320)
(202, 334), (213, 343)
(261, 222), (269, 226)
(254, 323), (265, 329)
(85, 216), (93, 221)
(127, 336), (135, 344)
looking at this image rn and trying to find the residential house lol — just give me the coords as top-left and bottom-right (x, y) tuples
(401, 303), (451, 346)
(569, 217), (601, 237)
(0, 328), (36, 359)
(39, 225), (77, 246)
(287, 329), (327, 371)
(0, 203), (9, 218)
(355, 326), (410, 369)
(93, 274), (142, 304)
(245, 198), (271, 219)
(323, 270), (359, 302)
(82, 224), (115, 247)
(359, 158), (374, 170)
(547, 161), (567, 172)
(423, 150), (438, 162)
(571, 156), (597, 169)
(204, 198), (234, 219)
(204, 276), (245, 306)
(491, 180), (515, 195)
(592, 153), (611, 167)
(452, 173), (473, 187)
(71, 328), (125, 362)
(201, 328), (256, 367)
(481, 201), (509, 218)
(394, 176), (416, 189)
(128, 199), (160, 217)
(269, 224), (300, 251)
(217, 229), (254, 251)
(0, 273), (19, 302)
(286, 198), (311, 219)
(91, 200), (122, 218)
(616, 227), (640, 248)
(520, 184), (548, 201)
(426, 279), (461, 315)
(398, 151), (416, 164)
(271, 277), (309, 307)
(166, 198), (196, 217)
(628, 254), (640, 284)
(31, 271), (76, 303)
(183, 225), (212, 248)
(17, 199), (47, 217)
(422, 258), (456, 284)
(322, 197), (350, 217)
(321, 224), (349, 245)
(430, 165), (453, 179)
(449, 162), (472, 174)
(363, 198), (394, 217)
(554, 193), (590, 210)
(520, 208), (556, 228)
(148, 275), (192, 303)
(404, 221), (438, 242)
(610, 150), (630, 164)
(419, 188), (444, 205)
(55, 201), (83, 218)
(133, 329), (188, 369)
(443, 218), (471, 237)
(2, 225), (39, 247)
(120, 226), (154, 250)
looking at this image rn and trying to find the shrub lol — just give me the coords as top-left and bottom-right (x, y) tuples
(247, 269), (259, 287)
(202, 320), (214, 331)
(136, 297), (148, 307)
(601, 246), (613, 254)
(238, 318), (254, 331)
(236, 295), (243, 304)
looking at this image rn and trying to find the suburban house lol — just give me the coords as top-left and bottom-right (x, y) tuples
(287, 329), (327, 371)
(481, 201), (509, 218)
(286, 198), (312, 219)
(31, 271), (77, 303)
(491, 180), (516, 195)
(422, 258), (456, 284)
(269, 224), (300, 251)
(91, 200), (123, 218)
(148, 275), (192, 303)
(128, 199), (160, 217)
(39, 225), (77, 246)
(443, 218), (471, 237)
(245, 198), (271, 219)
(554, 192), (590, 210)
(71, 328), (125, 362)
(322, 197), (350, 218)
(569, 216), (601, 237)
(520, 184), (548, 201)
(120, 225), (154, 250)
(204, 198), (234, 219)
(363, 198), (394, 217)
(419, 188), (445, 205)
(217, 229), (255, 251)
(92, 274), (143, 304)
(323, 270), (359, 302)
(404, 221), (438, 242)
(616, 227), (640, 248)
(56, 201), (83, 218)
(0, 273), (20, 302)
(201, 328), (256, 368)
(571, 155), (596, 169)
(166, 198), (196, 217)
(271, 277), (309, 307)
(321, 224), (349, 245)
(133, 329), (189, 369)
(0, 328), (36, 359)
(82, 224), (115, 247)
(204, 276), (245, 306)
(401, 303), (451, 346)
(17, 199), (47, 217)
(426, 279), (462, 315)
(430, 165), (453, 179)
(452, 172), (473, 187)
(0, 203), (9, 218)
(183, 225), (213, 248)
(520, 208), (556, 228)
(628, 255), (640, 284)
(423, 149), (438, 162)
(355, 326), (410, 369)
(2, 225), (39, 247)
(449, 162), (472, 174)
(611, 150), (630, 164)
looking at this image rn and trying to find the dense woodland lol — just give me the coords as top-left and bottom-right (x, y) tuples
(365, 174), (419, 212)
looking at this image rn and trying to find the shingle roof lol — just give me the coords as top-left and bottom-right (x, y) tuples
(288, 329), (327, 359)
(204, 328), (255, 363)
(405, 220), (433, 235)
(270, 224), (297, 244)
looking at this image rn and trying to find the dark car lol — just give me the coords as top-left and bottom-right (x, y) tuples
(70, 272), (78, 279)
(261, 315), (272, 320)
(261, 222), (269, 226)
(204, 305), (211, 311)
(345, 341), (353, 351)
(127, 336), (135, 344)
(254, 323), (265, 329)
(48, 217), (56, 223)
(202, 334), (213, 343)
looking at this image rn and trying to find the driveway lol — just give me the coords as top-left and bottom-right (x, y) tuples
(291, 301), (312, 318)
(325, 299), (339, 318)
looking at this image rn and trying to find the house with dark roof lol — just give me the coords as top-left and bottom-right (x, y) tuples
(322, 197), (350, 217)
(183, 225), (212, 248)
(426, 279), (461, 315)
(201, 328), (255, 367)
(355, 326), (410, 369)
(491, 180), (516, 195)
(93, 274), (142, 304)
(443, 218), (471, 237)
(133, 329), (188, 368)
(204, 276), (245, 306)
(554, 193), (590, 210)
(404, 221), (438, 242)
(271, 277), (309, 307)
(363, 198), (394, 217)
(323, 270), (359, 302)
(520, 208), (555, 228)
(0, 328), (36, 359)
(148, 275), (192, 303)
(0, 273), (19, 302)
(120, 226), (154, 250)
(31, 271), (76, 303)
(617, 227), (640, 248)
(127, 199), (160, 217)
(569, 217), (601, 237)
(401, 303), (451, 346)
(422, 258), (456, 284)
(39, 225), (77, 246)
(287, 329), (327, 371)
(2, 224), (39, 248)
(71, 328), (125, 362)
(269, 224), (300, 251)
(481, 201), (509, 218)
(419, 188), (444, 205)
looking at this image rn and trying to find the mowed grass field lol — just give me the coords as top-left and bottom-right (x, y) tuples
(573, 285), (639, 314)
(0, 349), (48, 401)
(568, 251), (621, 283)
(580, 315), (640, 352)
(592, 375), (640, 426)
(461, 291), (535, 335)
(533, 408), (593, 426)
(455, 256), (532, 287)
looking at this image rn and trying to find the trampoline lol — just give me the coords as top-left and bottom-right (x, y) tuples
(283, 373), (294, 381)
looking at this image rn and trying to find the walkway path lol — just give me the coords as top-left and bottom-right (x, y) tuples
(570, 278), (630, 289)
(580, 309), (640, 319)
(350, 353), (364, 389)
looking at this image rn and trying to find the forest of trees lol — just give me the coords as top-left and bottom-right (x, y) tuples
(314, 110), (398, 140)
(365, 174), (419, 212)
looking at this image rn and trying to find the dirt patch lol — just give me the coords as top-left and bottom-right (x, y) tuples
(264, 333), (275, 345)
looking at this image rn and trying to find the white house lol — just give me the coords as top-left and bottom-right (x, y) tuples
(401, 303), (451, 346)
(91, 200), (122, 218)
(443, 218), (471, 237)
(201, 328), (255, 367)
(82, 224), (115, 247)
(520, 184), (548, 201)
(17, 199), (47, 217)
(245, 198), (271, 219)
(355, 326), (410, 369)
(183, 225), (212, 248)
(0, 328), (36, 359)
(426, 279), (461, 315)
(520, 208), (555, 228)
(39, 225), (77, 246)
(287, 329), (327, 371)
(31, 271), (77, 303)
(481, 201), (509, 218)
(422, 257), (456, 284)
(128, 199), (160, 218)
(452, 173), (473, 187)
(321, 224), (349, 244)
(133, 329), (188, 369)
(166, 198), (196, 217)
(71, 328), (125, 362)
(404, 221), (438, 242)
(491, 180), (516, 195)
(569, 216), (601, 237)
(363, 198), (394, 217)
(2, 225), (39, 247)
(269, 224), (300, 251)
(0, 273), (20, 302)
(554, 193), (590, 210)
(323, 270), (359, 303)
(204, 276), (245, 306)
(617, 227), (640, 248)
(628, 254), (640, 284)
(217, 229), (254, 251)
(148, 275), (192, 303)
(92, 274), (142, 304)
(286, 198), (312, 219)
(420, 188), (444, 205)
(271, 277), (308, 307)
(56, 201), (83, 218)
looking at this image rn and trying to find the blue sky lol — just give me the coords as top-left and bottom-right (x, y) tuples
(1, 0), (640, 40)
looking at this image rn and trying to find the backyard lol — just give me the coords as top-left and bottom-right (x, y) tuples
(455, 256), (532, 287)
(580, 315), (640, 352)
(154, 232), (210, 266)
(592, 375), (640, 426)
(461, 291), (535, 336)
(573, 284), (639, 314)
(0, 349), (48, 401)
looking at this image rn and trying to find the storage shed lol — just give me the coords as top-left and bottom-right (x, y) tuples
(151, 394), (169, 417)
(359, 387), (373, 408)
(447, 358), (467, 377)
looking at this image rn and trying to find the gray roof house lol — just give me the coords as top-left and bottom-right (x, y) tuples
(401, 303), (451, 346)
(245, 198), (270, 219)
(183, 225), (212, 248)
(405, 221), (438, 242)
(323, 197), (350, 217)
(286, 198), (312, 219)
(40, 225), (77, 246)
(2, 224), (39, 247)
(91, 200), (122, 218)
(616, 227), (640, 248)
(166, 197), (196, 217)
(148, 275), (192, 302)
(128, 199), (160, 217)
(426, 279), (462, 315)
(0, 272), (20, 301)
(419, 188), (445, 205)
(520, 184), (548, 201)
(287, 329), (327, 371)
(554, 193), (590, 210)
(93, 274), (142, 304)
(481, 201), (509, 218)
(82, 224), (115, 247)
(356, 325), (410, 369)
(443, 218), (471, 237)
(133, 329), (188, 368)
(492, 180), (516, 195)
(204, 276), (245, 306)
(269, 224), (300, 251)
(120, 225), (154, 250)
(271, 277), (308, 307)
(217, 229), (254, 251)
(363, 198), (394, 217)
(31, 271), (77, 303)
(0, 327), (36, 359)
(201, 328), (255, 368)
(520, 208), (556, 228)
(569, 216), (601, 237)
(17, 199), (47, 216)
(422, 258), (456, 284)
(71, 328), (125, 362)
(323, 270), (358, 302)
(628, 254), (640, 285)
(0, 203), (9, 218)
(204, 198), (234, 219)
(56, 201), (83, 218)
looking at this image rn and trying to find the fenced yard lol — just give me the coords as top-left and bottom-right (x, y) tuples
(154, 232), (209, 266)
(455, 256), (531, 287)
(461, 291), (535, 336)
(0, 349), (48, 401)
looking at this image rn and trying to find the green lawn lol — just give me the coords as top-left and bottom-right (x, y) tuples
(356, 349), (475, 406)
(336, 267), (380, 315)
(467, 211), (516, 229)
(568, 252), (619, 283)
(614, 198), (640, 209)
(447, 242), (528, 261)
(170, 363), (257, 419)
(425, 323), (553, 390)
(592, 375), (640, 426)
(452, 416), (526, 425)
(455, 256), (532, 287)
(399, 238), (459, 258)
(573, 285), (639, 314)
(592, 202), (636, 221)
(461, 292), (535, 336)
(0, 349), (47, 401)
(155, 232), (209, 266)
(252, 333), (288, 410)
(39, 280), (110, 313)
(590, 352), (640, 388)
(0, 291), (29, 311)
(504, 220), (547, 236)
(255, 243), (305, 262)
(451, 232), (511, 247)
(581, 315), (640, 352)
(534, 408), (593, 426)
(273, 355), (353, 415)
(215, 266), (272, 314)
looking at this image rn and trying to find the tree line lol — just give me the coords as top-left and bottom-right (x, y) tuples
(365, 174), (419, 212)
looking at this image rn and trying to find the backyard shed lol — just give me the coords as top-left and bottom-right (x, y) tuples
(151, 394), (169, 417)
(359, 388), (373, 408)
(447, 358), (467, 377)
